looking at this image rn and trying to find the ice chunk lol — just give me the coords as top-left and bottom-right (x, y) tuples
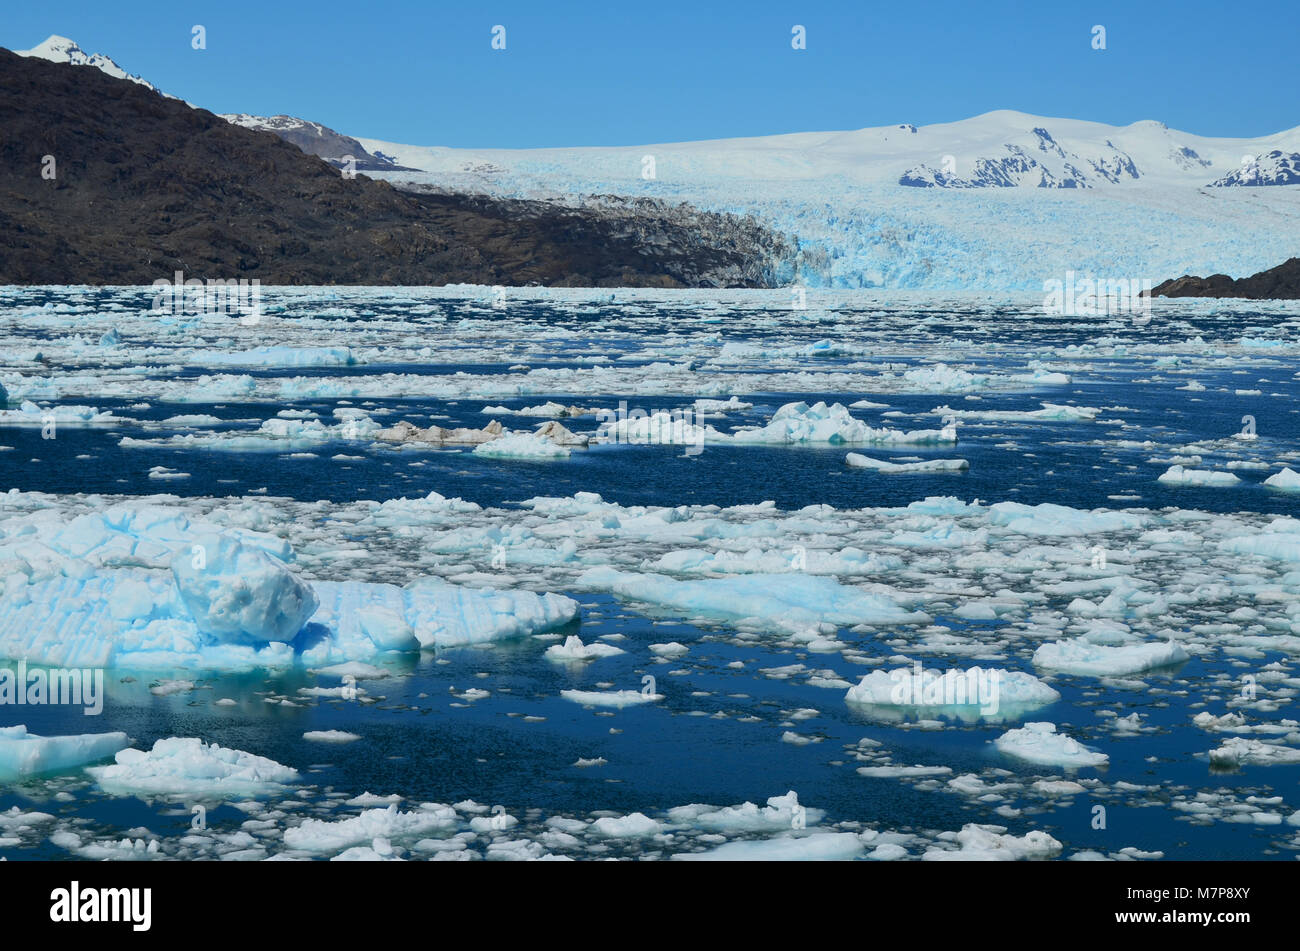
(987, 501), (1142, 536)
(472, 433), (571, 459)
(0, 725), (129, 780)
(590, 812), (662, 837)
(732, 401), (954, 446)
(845, 453), (968, 472)
(87, 737), (299, 798)
(845, 666), (1059, 708)
(284, 804), (458, 852)
(578, 566), (921, 632)
(399, 578), (578, 649)
(1264, 468), (1300, 492)
(673, 832), (866, 861)
(1033, 639), (1189, 677)
(171, 534), (319, 645)
(922, 823), (1063, 861)
(933, 402), (1098, 422)
(561, 688), (662, 708)
(993, 722), (1108, 768)
(544, 635), (624, 661)
(1208, 738), (1300, 768)
(1157, 465), (1240, 487)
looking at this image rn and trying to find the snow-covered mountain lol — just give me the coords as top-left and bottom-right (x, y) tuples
(220, 114), (409, 171)
(15, 35), (158, 93)
(1210, 150), (1300, 187)
(358, 111), (1300, 192)
(352, 111), (1300, 289)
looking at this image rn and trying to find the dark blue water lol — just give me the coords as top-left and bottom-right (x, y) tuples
(3, 292), (1299, 859)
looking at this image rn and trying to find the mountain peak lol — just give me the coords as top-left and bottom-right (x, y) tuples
(16, 34), (157, 92)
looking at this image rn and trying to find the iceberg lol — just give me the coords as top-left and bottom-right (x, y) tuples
(933, 402), (1099, 423)
(1032, 639), (1189, 677)
(561, 688), (663, 708)
(731, 401), (955, 446)
(0, 725), (130, 780)
(845, 453), (968, 472)
(993, 722), (1109, 768)
(171, 534), (319, 646)
(87, 737), (299, 798)
(1208, 738), (1300, 768)
(922, 823), (1063, 861)
(845, 666), (1060, 707)
(284, 804), (458, 852)
(577, 566), (922, 632)
(1264, 468), (1300, 492)
(1158, 465), (1240, 487)
(0, 504), (577, 670)
(673, 832), (866, 861)
(472, 433), (571, 459)
(544, 635), (624, 661)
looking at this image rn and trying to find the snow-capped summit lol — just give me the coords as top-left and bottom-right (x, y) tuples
(1210, 150), (1300, 187)
(357, 108), (1300, 192)
(15, 34), (158, 92)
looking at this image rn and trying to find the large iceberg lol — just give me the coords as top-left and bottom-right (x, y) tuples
(0, 504), (578, 670)
(171, 534), (319, 646)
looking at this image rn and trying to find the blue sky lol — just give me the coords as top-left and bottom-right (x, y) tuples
(5, 0), (1296, 147)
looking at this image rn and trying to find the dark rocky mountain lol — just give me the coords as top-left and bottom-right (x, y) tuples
(1152, 257), (1300, 299)
(0, 48), (787, 287)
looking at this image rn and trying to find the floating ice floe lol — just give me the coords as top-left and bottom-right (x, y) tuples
(473, 432), (572, 459)
(845, 453), (968, 473)
(560, 688), (663, 708)
(649, 641), (690, 657)
(187, 346), (357, 368)
(544, 635), (624, 662)
(172, 533), (320, 645)
(694, 396), (752, 413)
(932, 402), (1099, 423)
(0, 725), (130, 780)
(921, 823), (1063, 861)
(993, 723), (1109, 768)
(87, 737), (300, 798)
(845, 666), (1059, 713)
(480, 401), (596, 417)
(1208, 738), (1300, 768)
(303, 731), (362, 743)
(0, 400), (121, 426)
(1158, 465), (1241, 487)
(1032, 639), (1189, 677)
(121, 413), (382, 453)
(0, 503), (578, 670)
(285, 803), (459, 852)
(730, 401), (955, 446)
(577, 566), (924, 633)
(673, 831), (867, 861)
(1264, 468), (1300, 492)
